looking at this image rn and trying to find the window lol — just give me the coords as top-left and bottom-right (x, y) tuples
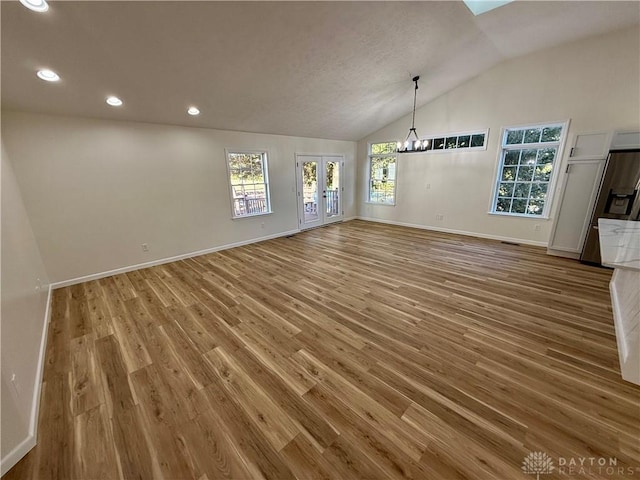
(491, 123), (566, 217)
(226, 150), (271, 218)
(428, 130), (488, 151)
(368, 142), (397, 204)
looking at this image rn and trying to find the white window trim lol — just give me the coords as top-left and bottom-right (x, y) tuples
(225, 148), (273, 219)
(367, 141), (398, 206)
(488, 120), (570, 219)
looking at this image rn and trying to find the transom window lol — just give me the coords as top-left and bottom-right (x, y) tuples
(368, 142), (397, 204)
(226, 151), (271, 218)
(491, 123), (566, 217)
(428, 130), (488, 151)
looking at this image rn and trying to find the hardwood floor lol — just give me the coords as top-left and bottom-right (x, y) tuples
(4, 220), (639, 480)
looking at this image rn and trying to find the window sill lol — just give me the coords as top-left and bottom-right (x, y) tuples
(487, 211), (549, 220)
(231, 211), (273, 220)
(365, 201), (396, 207)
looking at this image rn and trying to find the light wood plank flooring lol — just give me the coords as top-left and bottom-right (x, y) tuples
(4, 220), (639, 480)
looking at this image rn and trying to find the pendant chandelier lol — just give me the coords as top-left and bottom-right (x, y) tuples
(397, 76), (428, 153)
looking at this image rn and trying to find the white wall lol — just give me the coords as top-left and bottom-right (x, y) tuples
(1, 141), (50, 471)
(1, 113), (357, 283)
(356, 26), (640, 245)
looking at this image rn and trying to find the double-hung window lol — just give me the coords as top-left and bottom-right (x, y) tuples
(368, 142), (397, 204)
(226, 150), (271, 218)
(491, 122), (566, 217)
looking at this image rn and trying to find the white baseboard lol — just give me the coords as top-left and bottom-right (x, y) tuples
(50, 229), (300, 289)
(356, 216), (548, 247)
(31, 285), (53, 434)
(546, 247), (581, 259)
(0, 435), (36, 476)
(0, 285), (52, 476)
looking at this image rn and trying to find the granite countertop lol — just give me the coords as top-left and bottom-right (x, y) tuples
(598, 219), (640, 271)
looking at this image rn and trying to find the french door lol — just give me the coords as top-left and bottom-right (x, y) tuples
(296, 155), (344, 229)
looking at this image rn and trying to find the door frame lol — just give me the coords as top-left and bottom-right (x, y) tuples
(295, 153), (345, 230)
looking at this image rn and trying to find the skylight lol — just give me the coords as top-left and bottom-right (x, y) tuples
(463, 0), (513, 16)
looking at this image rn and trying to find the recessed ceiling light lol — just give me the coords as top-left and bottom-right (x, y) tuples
(19, 0), (49, 13)
(187, 106), (200, 116)
(106, 96), (123, 107)
(36, 69), (60, 82)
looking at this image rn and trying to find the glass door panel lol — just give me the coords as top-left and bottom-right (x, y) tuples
(302, 160), (319, 225)
(324, 160), (341, 221)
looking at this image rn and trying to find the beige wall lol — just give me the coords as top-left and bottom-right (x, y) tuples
(356, 26), (640, 245)
(1, 113), (357, 283)
(1, 141), (49, 464)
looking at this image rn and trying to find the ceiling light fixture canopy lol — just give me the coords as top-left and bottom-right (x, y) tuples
(397, 76), (428, 153)
(19, 0), (49, 13)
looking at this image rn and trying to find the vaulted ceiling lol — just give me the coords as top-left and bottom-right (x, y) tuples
(2, 1), (639, 141)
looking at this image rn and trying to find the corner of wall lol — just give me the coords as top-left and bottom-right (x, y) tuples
(1, 140), (52, 475)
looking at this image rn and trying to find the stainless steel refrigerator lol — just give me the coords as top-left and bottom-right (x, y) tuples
(580, 150), (640, 265)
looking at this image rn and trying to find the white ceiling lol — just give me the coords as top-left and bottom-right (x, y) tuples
(2, 1), (639, 141)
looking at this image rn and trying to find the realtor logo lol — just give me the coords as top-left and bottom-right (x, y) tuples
(522, 452), (555, 479)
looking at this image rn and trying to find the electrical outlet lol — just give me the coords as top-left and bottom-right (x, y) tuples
(141, 243), (149, 252)
(260, 222), (265, 229)
(435, 214), (444, 221)
(426, 183), (431, 190)
(534, 224), (541, 231)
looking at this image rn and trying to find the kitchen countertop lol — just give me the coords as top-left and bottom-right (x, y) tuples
(598, 219), (640, 271)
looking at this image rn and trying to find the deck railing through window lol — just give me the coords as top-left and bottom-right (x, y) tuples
(233, 197), (267, 216)
(326, 189), (339, 215)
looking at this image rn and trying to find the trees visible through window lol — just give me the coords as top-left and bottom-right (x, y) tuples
(492, 123), (565, 217)
(368, 142), (397, 204)
(226, 151), (271, 218)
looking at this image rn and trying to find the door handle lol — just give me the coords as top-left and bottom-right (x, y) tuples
(593, 225), (599, 230)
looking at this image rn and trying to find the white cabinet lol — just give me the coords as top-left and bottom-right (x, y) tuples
(611, 131), (640, 151)
(548, 160), (606, 256)
(568, 131), (611, 160)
